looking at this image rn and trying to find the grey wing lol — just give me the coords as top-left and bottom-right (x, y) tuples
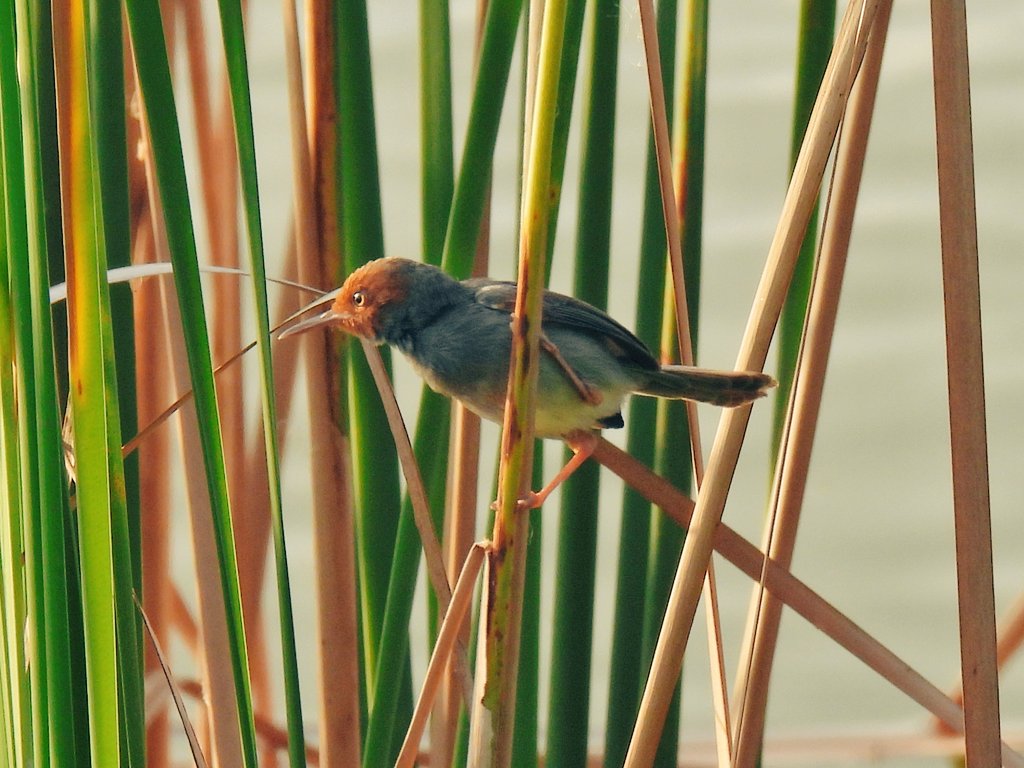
(467, 279), (658, 372)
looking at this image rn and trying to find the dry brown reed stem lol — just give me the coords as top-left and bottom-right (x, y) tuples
(622, 1), (881, 762)
(135, 219), (174, 768)
(434, 403), (482, 764)
(179, 2), (277, 756)
(283, 0), (362, 762)
(590, 438), (1024, 767)
(731, 2), (892, 763)
(930, 1), (1002, 762)
(398, 542), (490, 768)
(433, 3), (494, 755)
(185, 0), (278, 750)
(176, 678), (323, 765)
(359, 339), (473, 708)
(134, 82), (246, 767)
(638, 0), (731, 754)
(353, 349), (447, 601)
(939, 592), (1024, 734)
(434, 168), (492, 768)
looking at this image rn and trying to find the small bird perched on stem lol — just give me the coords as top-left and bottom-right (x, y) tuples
(281, 257), (775, 506)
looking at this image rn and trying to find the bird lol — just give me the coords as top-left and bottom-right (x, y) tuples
(281, 257), (775, 506)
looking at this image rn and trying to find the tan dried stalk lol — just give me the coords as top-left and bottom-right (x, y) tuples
(397, 542), (489, 767)
(623, 0), (882, 762)
(930, 0), (1002, 762)
(591, 438), (1024, 767)
(730, 2), (893, 763)
(939, 592), (1024, 733)
(135, 211), (174, 768)
(640, 0), (733, 755)
(283, 0), (362, 763)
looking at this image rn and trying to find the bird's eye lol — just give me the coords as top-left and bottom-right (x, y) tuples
(352, 290), (366, 307)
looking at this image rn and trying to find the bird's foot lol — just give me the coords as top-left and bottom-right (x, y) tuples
(490, 430), (599, 511)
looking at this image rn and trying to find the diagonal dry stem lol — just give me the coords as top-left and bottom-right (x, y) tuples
(731, 2), (893, 763)
(591, 438), (1024, 768)
(636, 0), (731, 755)
(396, 541), (489, 768)
(623, 3), (885, 760)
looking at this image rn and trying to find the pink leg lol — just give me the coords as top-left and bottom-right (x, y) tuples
(521, 430), (599, 509)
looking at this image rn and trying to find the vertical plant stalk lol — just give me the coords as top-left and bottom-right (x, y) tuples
(135, 126), (245, 767)
(54, 2), (122, 762)
(423, 0), (466, 755)
(770, 0), (836, 463)
(929, 1), (1002, 763)
(0, 6), (31, 762)
(335, 1), (403, 711)
(123, 0), (261, 761)
(545, 0), (617, 763)
(730, 4), (891, 764)
(481, 1), (567, 764)
(210, 0), (310, 754)
(134, 210), (174, 768)
(278, 0), (348, 763)
(177, 9), (269, 734)
(603, 0), (677, 759)
(13, 0), (79, 761)
(638, 0), (731, 757)
(623, 1), (879, 762)
(87, 0), (146, 761)
(363, 1), (526, 763)
(289, 0), (362, 764)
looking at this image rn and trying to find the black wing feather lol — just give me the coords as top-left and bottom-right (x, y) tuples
(466, 279), (658, 372)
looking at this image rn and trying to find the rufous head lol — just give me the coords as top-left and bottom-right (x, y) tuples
(279, 257), (425, 343)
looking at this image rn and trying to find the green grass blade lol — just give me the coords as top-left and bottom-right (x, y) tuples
(121, 2), (258, 764)
(419, 0), (454, 265)
(440, 0), (524, 277)
(87, 1), (145, 764)
(771, 0), (836, 463)
(212, 2), (306, 763)
(14, 0), (80, 763)
(0, 6), (30, 764)
(335, 0), (403, 693)
(63, 7), (124, 763)
(545, 0), (618, 762)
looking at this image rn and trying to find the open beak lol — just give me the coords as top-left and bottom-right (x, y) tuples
(277, 308), (346, 339)
(276, 288), (346, 339)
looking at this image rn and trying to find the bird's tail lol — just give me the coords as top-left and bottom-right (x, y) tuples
(636, 365), (776, 407)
